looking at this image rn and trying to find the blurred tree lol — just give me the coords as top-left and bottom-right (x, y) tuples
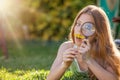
(20, 0), (96, 41)
(0, 19), (8, 59)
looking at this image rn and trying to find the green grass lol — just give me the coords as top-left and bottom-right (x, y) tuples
(0, 68), (89, 80)
(0, 40), (89, 80)
(0, 40), (61, 70)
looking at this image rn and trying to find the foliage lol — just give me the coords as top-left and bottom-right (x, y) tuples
(0, 68), (89, 80)
(115, 1), (120, 39)
(20, 0), (96, 41)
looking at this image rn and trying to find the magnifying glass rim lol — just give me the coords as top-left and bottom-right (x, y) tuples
(81, 22), (95, 37)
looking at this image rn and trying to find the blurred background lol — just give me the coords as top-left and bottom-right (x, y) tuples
(0, 0), (120, 79)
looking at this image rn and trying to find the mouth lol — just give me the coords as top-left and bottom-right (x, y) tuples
(74, 34), (85, 39)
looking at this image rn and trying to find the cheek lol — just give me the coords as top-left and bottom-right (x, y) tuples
(74, 26), (77, 32)
(74, 26), (83, 35)
(74, 26), (80, 32)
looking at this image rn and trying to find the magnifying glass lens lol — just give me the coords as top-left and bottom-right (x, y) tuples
(81, 23), (95, 37)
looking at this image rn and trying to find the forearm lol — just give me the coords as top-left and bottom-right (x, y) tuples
(78, 60), (88, 71)
(86, 58), (117, 80)
(47, 63), (68, 80)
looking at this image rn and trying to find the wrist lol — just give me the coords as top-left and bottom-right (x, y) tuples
(82, 52), (91, 62)
(86, 58), (93, 65)
(61, 62), (69, 69)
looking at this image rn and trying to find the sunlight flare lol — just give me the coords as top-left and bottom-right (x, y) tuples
(0, 0), (23, 49)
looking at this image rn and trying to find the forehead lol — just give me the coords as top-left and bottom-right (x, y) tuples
(77, 13), (95, 24)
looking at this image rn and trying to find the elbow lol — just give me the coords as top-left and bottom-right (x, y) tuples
(46, 75), (49, 80)
(46, 75), (52, 80)
(47, 74), (56, 80)
(46, 74), (53, 80)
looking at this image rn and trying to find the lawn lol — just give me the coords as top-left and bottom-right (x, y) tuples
(0, 40), (61, 70)
(0, 40), (89, 80)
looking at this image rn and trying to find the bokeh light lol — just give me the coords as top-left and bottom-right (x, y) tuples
(0, 0), (23, 49)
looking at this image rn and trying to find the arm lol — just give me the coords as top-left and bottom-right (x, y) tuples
(75, 52), (88, 71)
(86, 58), (118, 80)
(47, 43), (68, 80)
(77, 58), (88, 71)
(78, 39), (118, 80)
(47, 41), (77, 80)
(47, 61), (68, 80)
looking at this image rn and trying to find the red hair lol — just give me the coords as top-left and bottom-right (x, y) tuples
(69, 5), (120, 79)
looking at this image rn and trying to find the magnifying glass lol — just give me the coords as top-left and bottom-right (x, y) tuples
(74, 22), (95, 39)
(81, 22), (95, 38)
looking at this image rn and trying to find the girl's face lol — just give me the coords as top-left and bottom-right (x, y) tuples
(74, 13), (95, 46)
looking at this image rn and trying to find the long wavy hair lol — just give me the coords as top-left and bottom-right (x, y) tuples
(69, 5), (120, 79)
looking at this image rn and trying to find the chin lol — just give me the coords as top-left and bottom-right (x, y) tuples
(75, 40), (82, 46)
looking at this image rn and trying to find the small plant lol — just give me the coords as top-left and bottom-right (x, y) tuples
(0, 68), (89, 80)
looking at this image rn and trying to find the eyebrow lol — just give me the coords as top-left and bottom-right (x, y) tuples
(77, 20), (82, 23)
(84, 21), (95, 25)
(77, 20), (95, 25)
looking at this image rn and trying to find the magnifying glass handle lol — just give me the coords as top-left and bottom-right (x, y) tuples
(85, 36), (88, 39)
(84, 36), (88, 44)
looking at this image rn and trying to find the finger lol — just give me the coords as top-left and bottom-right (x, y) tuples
(78, 49), (86, 54)
(64, 50), (78, 55)
(64, 54), (76, 59)
(66, 48), (77, 51)
(81, 39), (91, 48)
(78, 47), (89, 54)
(66, 58), (74, 62)
(80, 45), (90, 50)
(63, 58), (74, 62)
(81, 43), (90, 50)
(80, 42), (87, 48)
(86, 40), (91, 48)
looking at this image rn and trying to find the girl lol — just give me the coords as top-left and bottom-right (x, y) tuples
(47, 5), (120, 80)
